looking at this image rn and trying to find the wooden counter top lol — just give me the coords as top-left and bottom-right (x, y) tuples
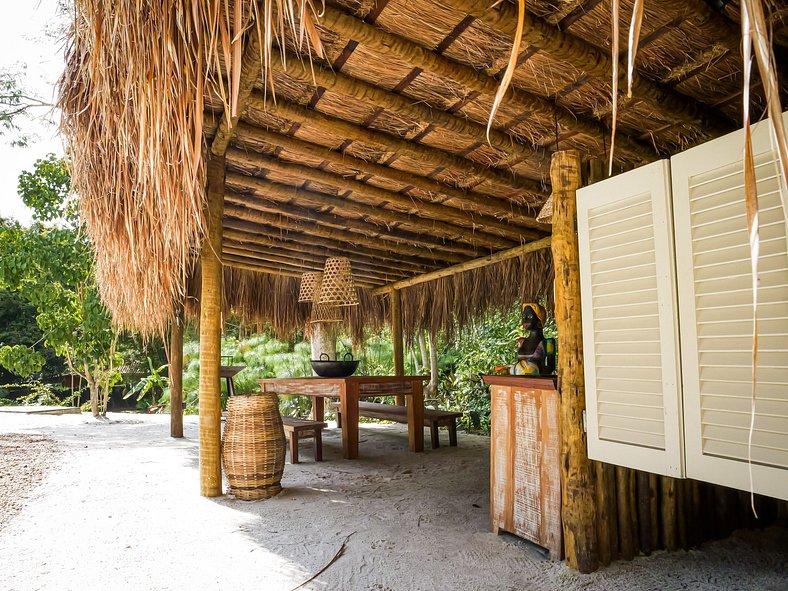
(482, 375), (557, 389)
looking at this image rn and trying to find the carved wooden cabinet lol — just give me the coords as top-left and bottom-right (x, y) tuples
(483, 375), (562, 559)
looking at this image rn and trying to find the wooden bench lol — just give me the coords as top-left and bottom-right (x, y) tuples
(331, 401), (462, 449)
(281, 417), (327, 464)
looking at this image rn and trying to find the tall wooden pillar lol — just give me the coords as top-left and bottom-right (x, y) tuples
(198, 154), (225, 497)
(391, 289), (405, 405)
(170, 302), (184, 438)
(551, 149), (599, 573)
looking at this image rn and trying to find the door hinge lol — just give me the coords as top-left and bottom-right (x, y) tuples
(582, 409), (587, 433)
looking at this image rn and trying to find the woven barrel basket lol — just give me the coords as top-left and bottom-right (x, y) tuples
(222, 393), (286, 500)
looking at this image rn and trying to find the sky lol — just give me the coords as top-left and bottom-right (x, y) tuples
(0, 0), (65, 225)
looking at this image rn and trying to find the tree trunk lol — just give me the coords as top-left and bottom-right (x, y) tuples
(85, 363), (99, 417)
(418, 332), (428, 373)
(391, 289), (405, 405)
(311, 322), (337, 367)
(101, 379), (110, 416)
(427, 332), (439, 399)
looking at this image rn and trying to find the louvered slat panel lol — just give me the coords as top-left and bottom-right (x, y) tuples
(578, 160), (684, 477)
(672, 112), (788, 500)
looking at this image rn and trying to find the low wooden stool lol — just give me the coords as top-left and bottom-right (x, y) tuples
(281, 417), (327, 463)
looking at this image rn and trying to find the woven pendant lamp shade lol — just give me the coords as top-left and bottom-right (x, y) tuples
(298, 272), (323, 303)
(310, 303), (342, 323)
(318, 257), (359, 306)
(536, 194), (553, 224)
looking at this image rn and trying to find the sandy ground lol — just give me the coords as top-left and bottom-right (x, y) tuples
(0, 412), (786, 591)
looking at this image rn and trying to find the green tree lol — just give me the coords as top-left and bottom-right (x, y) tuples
(0, 68), (53, 147)
(0, 156), (120, 416)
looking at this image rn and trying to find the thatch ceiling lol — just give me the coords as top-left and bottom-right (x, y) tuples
(60, 0), (788, 334)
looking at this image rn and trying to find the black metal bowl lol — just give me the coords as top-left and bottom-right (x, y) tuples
(310, 353), (360, 378)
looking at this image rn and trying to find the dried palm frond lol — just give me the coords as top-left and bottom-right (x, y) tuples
(486, 0), (525, 141)
(59, 0), (324, 334)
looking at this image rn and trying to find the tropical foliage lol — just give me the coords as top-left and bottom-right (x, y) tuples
(0, 155), (120, 416)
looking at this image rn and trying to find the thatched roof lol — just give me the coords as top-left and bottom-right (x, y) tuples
(59, 0), (788, 336)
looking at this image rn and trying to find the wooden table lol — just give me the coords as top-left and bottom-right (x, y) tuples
(258, 376), (427, 459)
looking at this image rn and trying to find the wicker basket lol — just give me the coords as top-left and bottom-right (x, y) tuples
(222, 393), (286, 500)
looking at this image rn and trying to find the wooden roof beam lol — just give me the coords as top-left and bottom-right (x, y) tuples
(226, 147), (541, 241)
(245, 95), (544, 199)
(222, 224), (443, 273)
(223, 254), (382, 286)
(225, 173), (519, 249)
(223, 239), (414, 279)
(230, 122), (543, 224)
(223, 205), (476, 262)
(436, 0), (731, 133)
(371, 236), (552, 295)
(319, 5), (657, 164)
(223, 245), (408, 283)
(223, 188), (499, 255)
(266, 50), (543, 171)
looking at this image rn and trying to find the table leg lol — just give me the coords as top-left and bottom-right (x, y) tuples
(226, 377), (235, 398)
(408, 381), (425, 452)
(340, 382), (359, 459)
(311, 396), (325, 422)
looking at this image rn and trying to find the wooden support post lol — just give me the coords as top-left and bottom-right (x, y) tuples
(649, 473), (660, 551)
(198, 154), (226, 497)
(169, 303), (184, 438)
(637, 471), (652, 555)
(594, 462), (613, 566)
(661, 476), (678, 551)
(391, 289), (405, 405)
(551, 149), (598, 573)
(616, 467), (635, 560)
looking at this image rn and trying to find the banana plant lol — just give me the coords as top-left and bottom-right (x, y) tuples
(125, 357), (169, 407)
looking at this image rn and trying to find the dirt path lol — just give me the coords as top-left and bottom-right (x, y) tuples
(0, 433), (60, 532)
(0, 412), (786, 591)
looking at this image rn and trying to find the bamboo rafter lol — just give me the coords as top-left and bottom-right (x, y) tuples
(371, 236), (552, 295)
(223, 188), (504, 254)
(223, 217), (458, 265)
(228, 123), (543, 222)
(318, 5), (657, 164)
(244, 94), (545, 198)
(436, 0), (730, 133)
(225, 147), (543, 239)
(222, 205), (476, 261)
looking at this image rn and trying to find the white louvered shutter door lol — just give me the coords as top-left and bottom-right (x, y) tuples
(577, 160), (684, 477)
(672, 113), (788, 500)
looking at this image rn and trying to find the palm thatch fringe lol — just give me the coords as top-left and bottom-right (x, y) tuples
(185, 250), (552, 345)
(185, 266), (387, 344)
(58, 0), (323, 334)
(399, 247), (554, 341)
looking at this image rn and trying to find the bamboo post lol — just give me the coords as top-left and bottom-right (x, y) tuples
(170, 303), (184, 438)
(391, 289), (405, 405)
(198, 154), (226, 497)
(551, 149), (598, 573)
